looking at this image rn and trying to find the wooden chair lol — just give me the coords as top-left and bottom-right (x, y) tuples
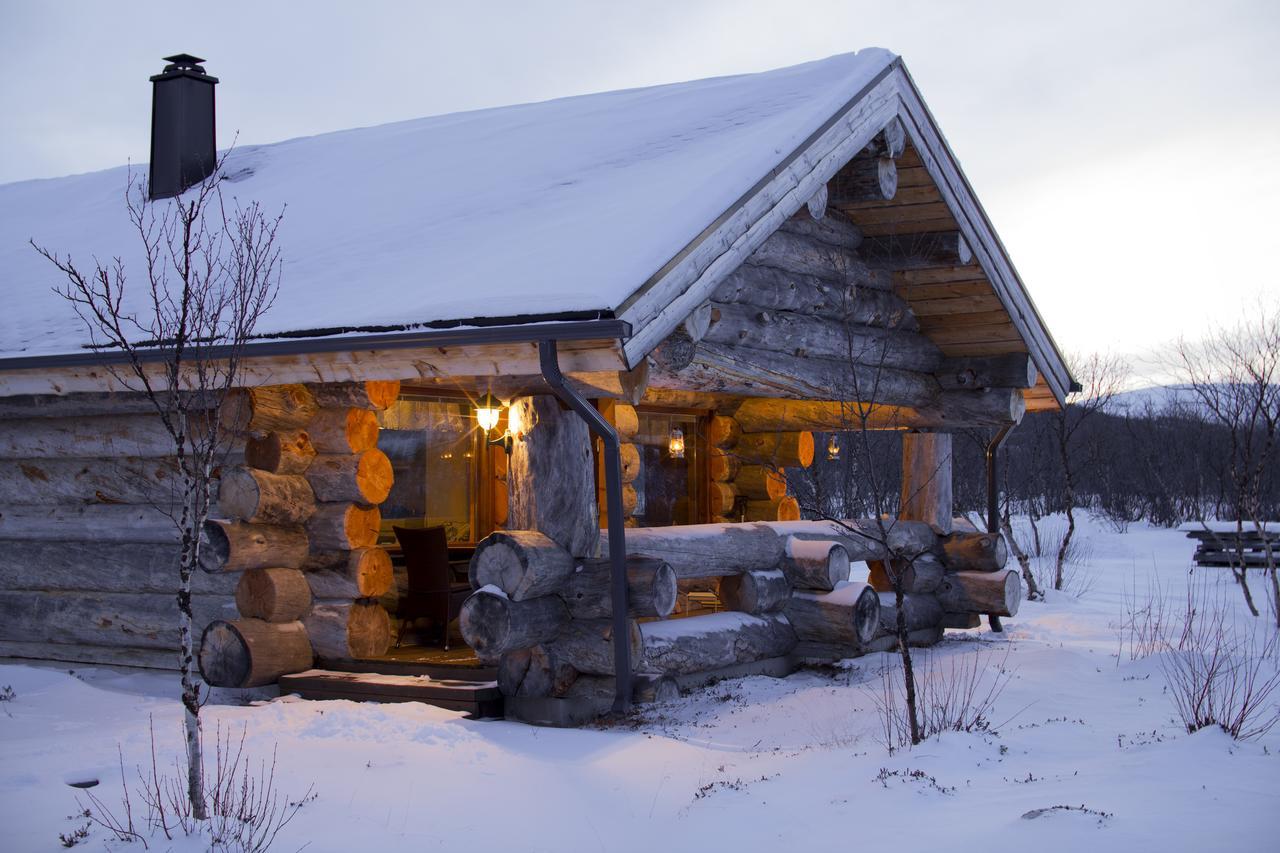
(393, 525), (471, 650)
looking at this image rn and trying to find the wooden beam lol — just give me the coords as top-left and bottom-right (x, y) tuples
(701, 302), (942, 373)
(0, 338), (627, 398)
(861, 230), (972, 269)
(830, 154), (897, 204)
(732, 389), (1025, 432)
(935, 354), (1037, 390)
(646, 341), (939, 409)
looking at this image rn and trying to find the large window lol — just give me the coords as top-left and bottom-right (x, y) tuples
(376, 394), (482, 543)
(633, 410), (704, 527)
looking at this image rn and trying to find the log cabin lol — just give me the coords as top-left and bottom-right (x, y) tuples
(0, 50), (1072, 723)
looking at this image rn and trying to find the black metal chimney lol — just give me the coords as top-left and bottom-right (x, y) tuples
(149, 54), (219, 200)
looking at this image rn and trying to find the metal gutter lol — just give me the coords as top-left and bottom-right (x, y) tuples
(538, 339), (633, 714)
(0, 319), (632, 372)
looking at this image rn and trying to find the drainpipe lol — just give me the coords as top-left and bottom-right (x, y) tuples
(985, 422), (1015, 634)
(538, 339), (633, 713)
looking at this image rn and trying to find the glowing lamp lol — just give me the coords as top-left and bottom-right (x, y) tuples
(475, 394), (502, 433)
(827, 434), (840, 461)
(668, 427), (685, 459)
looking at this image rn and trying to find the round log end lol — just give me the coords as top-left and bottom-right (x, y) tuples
(854, 583), (881, 645)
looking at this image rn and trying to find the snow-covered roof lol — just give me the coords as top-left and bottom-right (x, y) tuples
(0, 50), (896, 361)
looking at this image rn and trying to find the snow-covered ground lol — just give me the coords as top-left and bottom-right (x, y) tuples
(2, 516), (1277, 852)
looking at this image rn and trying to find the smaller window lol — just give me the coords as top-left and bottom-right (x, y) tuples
(633, 411), (704, 527)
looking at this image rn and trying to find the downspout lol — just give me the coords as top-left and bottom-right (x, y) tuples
(985, 422), (1015, 634)
(538, 339), (633, 714)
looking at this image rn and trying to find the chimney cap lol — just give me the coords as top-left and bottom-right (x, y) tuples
(151, 54), (218, 83)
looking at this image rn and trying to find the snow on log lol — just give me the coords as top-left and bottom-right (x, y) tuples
(762, 519), (937, 563)
(305, 449), (393, 505)
(218, 466), (316, 526)
(781, 538), (851, 591)
(470, 530), (575, 601)
(199, 619), (313, 688)
(639, 611), (797, 675)
(304, 548), (393, 600)
(200, 519), (309, 572)
(560, 556), (677, 619)
(935, 569), (1021, 617)
(244, 430), (316, 475)
(234, 568), (313, 622)
(460, 587), (569, 657)
(783, 581), (880, 651)
(306, 408), (380, 454)
(611, 522), (786, 579)
(718, 569), (791, 614)
(306, 503), (380, 551)
(940, 531), (1008, 572)
(303, 600), (391, 659)
(309, 380), (401, 411)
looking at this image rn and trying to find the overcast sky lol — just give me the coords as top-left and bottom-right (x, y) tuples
(2, 0), (1277, 380)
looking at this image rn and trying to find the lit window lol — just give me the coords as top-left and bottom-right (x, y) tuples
(377, 395), (481, 544)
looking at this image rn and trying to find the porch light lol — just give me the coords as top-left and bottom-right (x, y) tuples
(668, 427), (685, 459)
(827, 434), (840, 461)
(475, 394), (502, 432)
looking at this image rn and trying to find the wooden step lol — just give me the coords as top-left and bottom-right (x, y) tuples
(278, 669), (503, 718)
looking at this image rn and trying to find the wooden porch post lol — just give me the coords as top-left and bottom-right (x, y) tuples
(899, 431), (953, 535)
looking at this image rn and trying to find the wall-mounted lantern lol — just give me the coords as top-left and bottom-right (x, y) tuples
(827, 434), (840, 461)
(475, 393), (513, 455)
(668, 426), (685, 459)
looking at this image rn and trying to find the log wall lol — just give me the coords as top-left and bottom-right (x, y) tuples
(0, 381), (403, 681)
(0, 395), (239, 667)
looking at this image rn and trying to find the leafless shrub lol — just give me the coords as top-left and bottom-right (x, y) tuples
(1033, 520), (1096, 598)
(77, 720), (313, 851)
(1157, 580), (1280, 740)
(1116, 568), (1175, 662)
(868, 646), (1016, 752)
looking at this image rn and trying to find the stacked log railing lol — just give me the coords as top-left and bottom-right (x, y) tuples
(463, 517), (1018, 713)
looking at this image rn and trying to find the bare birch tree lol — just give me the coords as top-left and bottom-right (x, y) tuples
(1174, 303), (1280, 623)
(31, 160), (282, 819)
(1049, 352), (1127, 590)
